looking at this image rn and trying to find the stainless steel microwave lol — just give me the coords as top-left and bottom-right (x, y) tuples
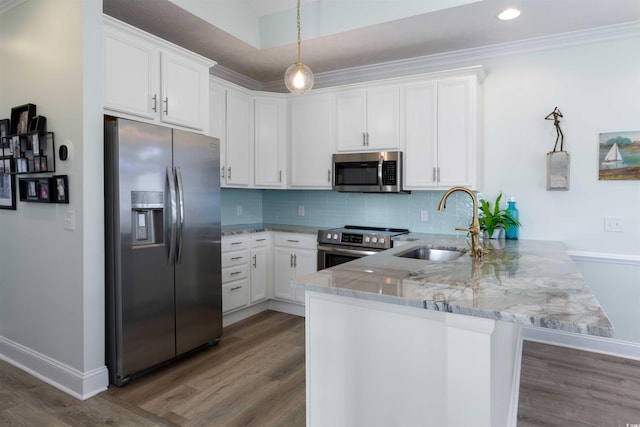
(332, 151), (403, 193)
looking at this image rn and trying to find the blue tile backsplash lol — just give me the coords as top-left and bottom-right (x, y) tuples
(222, 188), (475, 235)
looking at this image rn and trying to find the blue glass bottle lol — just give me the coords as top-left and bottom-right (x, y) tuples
(505, 197), (519, 239)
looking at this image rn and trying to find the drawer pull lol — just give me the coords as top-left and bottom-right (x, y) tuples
(230, 242), (243, 245)
(230, 286), (242, 291)
(230, 271), (243, 275)
(256, 238), (266, 242)
(253, 254), (257, 268)
(287, 239), (299, 243)
(230, 256), (243, 260)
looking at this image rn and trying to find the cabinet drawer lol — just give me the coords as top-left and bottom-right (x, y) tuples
(251, 233), (270, 248)
(222, 264), (249, 283)
(222, 250), (250, 267)
(222, 279), (250, 312)
(274, 232), (317, 249)
(222, 235), (250, 252)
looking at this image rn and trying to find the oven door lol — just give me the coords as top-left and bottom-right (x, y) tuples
(317, 244), (380, 269)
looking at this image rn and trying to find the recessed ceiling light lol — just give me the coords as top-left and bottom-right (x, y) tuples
(498, 8), (521, 20)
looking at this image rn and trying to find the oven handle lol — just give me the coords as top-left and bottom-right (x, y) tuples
(318, 245), (381, 257)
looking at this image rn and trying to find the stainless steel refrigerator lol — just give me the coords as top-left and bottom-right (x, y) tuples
(104, 116), (222, 386)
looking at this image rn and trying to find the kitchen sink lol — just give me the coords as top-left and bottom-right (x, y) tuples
(394, 246), (466, 261)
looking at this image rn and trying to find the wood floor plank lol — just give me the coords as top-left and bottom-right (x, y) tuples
(3, 311), (640, 427)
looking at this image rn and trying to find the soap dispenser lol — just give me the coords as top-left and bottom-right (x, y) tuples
(506, 196), (519, 240)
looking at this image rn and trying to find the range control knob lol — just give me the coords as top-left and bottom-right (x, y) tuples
(326, 232), (332, 240)
(371, 237), (378, 243)
(379, 238), (386, 245)
(333, 233), (339, 240)
(364, 236), (371, 243)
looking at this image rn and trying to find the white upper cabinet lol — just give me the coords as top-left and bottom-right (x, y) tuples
(289, 94), (334, 189)
(103, 16), (213, 132)
(335, 86), (400, 151)
(224, 88), (253, 187)
(254, 95), (287, 188)
(403, 70), (483, 190)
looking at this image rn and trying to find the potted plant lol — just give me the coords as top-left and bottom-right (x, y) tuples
(478, 193), (521, 239)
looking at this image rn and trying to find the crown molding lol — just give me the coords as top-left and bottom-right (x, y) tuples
(210, 64), (264, 92)
(258, 20), (640, 92)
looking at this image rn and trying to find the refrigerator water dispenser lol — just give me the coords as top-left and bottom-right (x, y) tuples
(131, 191), (164, 246)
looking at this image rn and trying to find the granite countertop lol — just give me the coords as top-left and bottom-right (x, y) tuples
(222, 223), (321, 236)
(292, 233), (614, 337)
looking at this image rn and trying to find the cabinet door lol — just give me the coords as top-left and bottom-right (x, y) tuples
(289, 94), (333, 188)
(273, 247), (295, 301)
(335, 90), (367, 151)
(403, 81), (438, 189)
(251, 246), (269, 302)
(161, 51), (209, 131)
(366, 86), (400, 150)
(210, 82), (227, 182)
(104, 27), (159, 120)
(292, 249), (318, 302)
(225, 89), (252, 186)
(222, 279), (250, 313)
(437, 77), (476, 188)
(254, 96), (286, 188)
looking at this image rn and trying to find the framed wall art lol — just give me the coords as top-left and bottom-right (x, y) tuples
(599, 131), (640, 180)
(0, 157), (16, 210)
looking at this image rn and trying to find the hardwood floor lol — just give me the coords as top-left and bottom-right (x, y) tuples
(1, 311), (640, 426)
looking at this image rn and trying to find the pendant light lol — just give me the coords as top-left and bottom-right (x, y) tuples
(284, 0), (314, 94)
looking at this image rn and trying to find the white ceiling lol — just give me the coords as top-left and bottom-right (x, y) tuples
(101, 0), (639, 90)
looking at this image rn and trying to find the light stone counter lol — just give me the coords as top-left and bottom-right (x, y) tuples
(293, 233), (613, 338)
(222, 222), (321, 236)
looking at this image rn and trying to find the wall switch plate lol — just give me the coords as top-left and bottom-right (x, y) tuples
(236, 205), (243, 216)
(604, 216), (623, 232)
(420, 210), (429, 222)
(64, 210), (75, 230)
(297, 205), (305, 216)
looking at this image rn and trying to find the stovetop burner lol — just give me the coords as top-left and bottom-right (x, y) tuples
(317, 225), (409, 250)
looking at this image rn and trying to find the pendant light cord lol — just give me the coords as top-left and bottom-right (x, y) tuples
(296, 0), (302, 65)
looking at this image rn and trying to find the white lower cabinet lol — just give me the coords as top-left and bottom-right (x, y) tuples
(221, 235), (250, 313)
(273, 232), (318, 303)
(250, 233), (271, 303)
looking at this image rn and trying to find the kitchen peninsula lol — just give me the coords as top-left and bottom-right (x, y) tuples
(293, 234), (613, 427)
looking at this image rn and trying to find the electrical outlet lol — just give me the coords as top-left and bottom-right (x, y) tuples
(236, 205), (243, 216)
(420, 210), (429, 222)
(64, 210), (75, 230)
(604, 216), (623, 232)
(297, 205), (305, 216)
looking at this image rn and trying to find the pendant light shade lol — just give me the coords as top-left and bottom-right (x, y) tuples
(284, 62), (314, 94)
(284, 0), (314, 94)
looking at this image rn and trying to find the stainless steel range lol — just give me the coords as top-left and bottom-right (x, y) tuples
(317, 225), (409, 269)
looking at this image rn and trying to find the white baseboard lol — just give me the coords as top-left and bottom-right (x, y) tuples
(522, 326), (640, 361)
(0, 336), (108, 400)
(268, 299), (305, 317)
(223, 301), (270, 327)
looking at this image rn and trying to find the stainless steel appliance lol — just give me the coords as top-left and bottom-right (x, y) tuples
(104, 116), (222, 386)
(332, 151), (404, 193)
(317, 225), (409, 269)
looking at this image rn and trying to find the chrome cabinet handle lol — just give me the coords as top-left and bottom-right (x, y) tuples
(293, 254), (297, 267)
(287, 239), (299, 243)
(328, 169), (331, 182)
(228, 167), (231, 180)
(256, 238), (266, 242)
(290, 254), (294, 267)
(230, 271), (242, 275)
(362, 132), (366, 146)
(230, 242), (243, 245)
(253, 254), (257, 268)
(230, 286), (242, 291)
(221, 167), (225, 180)
(366, 132), (370, 146)
(279, 170), (282, 183)
(230, 256), (243, 260)
(163, 97), (169, 114)
(152, 94), (157, 112)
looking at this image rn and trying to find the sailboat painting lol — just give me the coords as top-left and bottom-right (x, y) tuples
(599, 131), (640, 180)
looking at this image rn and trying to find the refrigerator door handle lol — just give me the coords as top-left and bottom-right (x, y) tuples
(166, 166), (178, 264)
(175, 166), (185, 264)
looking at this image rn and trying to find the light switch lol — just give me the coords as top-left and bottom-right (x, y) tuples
(64, 210), (75, 231)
